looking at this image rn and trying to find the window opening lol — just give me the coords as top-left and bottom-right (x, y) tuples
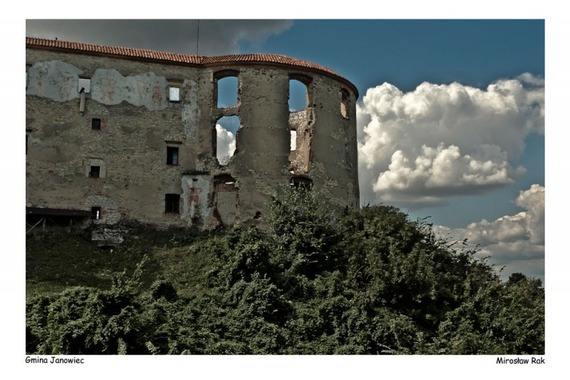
(213, 174), (238, 226)
(165, 194), (180, 214)
(290, 129), (297, 151)
(169, 87), (180, 102)
(340, 89), (350, 119)
(216, 75), (238, 108)
(91, 118), (101, 130)
(91, 207), (101, 220)
(289, 79), (309, 112)
(215, 115), (240, 165)
(290, 175), (313, 189)
(288, 77), (313, 174)
(167, 146), (179, 165)
(214, 174), (237, 191)
(89, 166), (101, 178)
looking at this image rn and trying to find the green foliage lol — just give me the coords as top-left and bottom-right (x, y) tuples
(26, 228), (162, 296)
(26, 189), (545, 355)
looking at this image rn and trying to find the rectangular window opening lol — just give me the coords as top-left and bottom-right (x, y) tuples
(291, 175), (313, 189)
(91, 118), (101, 130)
(215, 73), (239, 108)
(91, 207), (101, 220)
(169, 87), (180, 102)
(165, 194), (180, 214)
(89, 166), (101, 178)
(290, 130), (297, 151)
(167, 146), (179, 165)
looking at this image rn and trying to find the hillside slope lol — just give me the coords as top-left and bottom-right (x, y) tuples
(26, 190), (545, 354)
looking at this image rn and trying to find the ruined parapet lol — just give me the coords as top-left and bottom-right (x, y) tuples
(26, 37), (359, 231)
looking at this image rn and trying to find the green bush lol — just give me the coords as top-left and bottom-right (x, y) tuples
(26, 189), (544, 354)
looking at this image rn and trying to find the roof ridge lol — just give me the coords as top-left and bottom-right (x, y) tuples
(26, 37), (358, 96)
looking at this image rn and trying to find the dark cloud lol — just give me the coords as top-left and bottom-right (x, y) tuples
(26, 20), (293, 55)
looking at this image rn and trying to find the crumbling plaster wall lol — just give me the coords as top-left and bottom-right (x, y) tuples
(26, 46), (359, 229)
(289, 109), (314, 174)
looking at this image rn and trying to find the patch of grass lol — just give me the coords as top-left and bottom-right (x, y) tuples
(26, 226), (215, 299)
(26, 230), (156, 297)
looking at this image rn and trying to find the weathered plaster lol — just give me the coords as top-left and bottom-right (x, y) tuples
(26, 42), (360, 231)
(91, 69), (168, 110)
(181, 174), (212, 224)
(214, 177), (238, 226)
(27, 61), (83, 102)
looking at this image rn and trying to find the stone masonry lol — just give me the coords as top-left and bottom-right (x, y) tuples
(26, 37), (360, 230)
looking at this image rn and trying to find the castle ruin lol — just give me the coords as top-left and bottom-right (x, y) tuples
(26, 37), (359, 239)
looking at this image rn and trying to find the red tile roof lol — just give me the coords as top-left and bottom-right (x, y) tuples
(26, 37), (358, 96)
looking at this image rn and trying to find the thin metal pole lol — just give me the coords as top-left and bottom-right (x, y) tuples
(196, 20), (200, 55)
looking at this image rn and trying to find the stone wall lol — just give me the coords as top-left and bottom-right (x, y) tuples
(26, 39), (359, 229)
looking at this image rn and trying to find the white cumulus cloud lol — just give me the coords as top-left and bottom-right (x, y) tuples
(357, 75), (544, 207)
(433, 184), (545, 281)
(216, 124), (236, 165)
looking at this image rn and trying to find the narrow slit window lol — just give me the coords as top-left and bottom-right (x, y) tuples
(89, 166), (101, 178)
(91, 207), (101, 220)
(290, 130), (297, 151)
(167, 146), (179, 165)
(165, 194), (180, 214)
(340, 89), (350, 119)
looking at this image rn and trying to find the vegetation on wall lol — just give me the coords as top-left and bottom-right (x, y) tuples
(26, 189), (545, 355)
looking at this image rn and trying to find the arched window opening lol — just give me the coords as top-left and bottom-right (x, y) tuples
(289, 78), (309, 112)
(215, 72), (239, 108)
(288, 75), (313, 174)
(215, 115), (240, 165)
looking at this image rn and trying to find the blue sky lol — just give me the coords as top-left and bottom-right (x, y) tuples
(25, 18), (545, 281)
(254, 19), (545, 224)
(263, 20), (545, 281)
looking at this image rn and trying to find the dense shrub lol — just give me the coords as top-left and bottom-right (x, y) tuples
(26, 189), (544, 354)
